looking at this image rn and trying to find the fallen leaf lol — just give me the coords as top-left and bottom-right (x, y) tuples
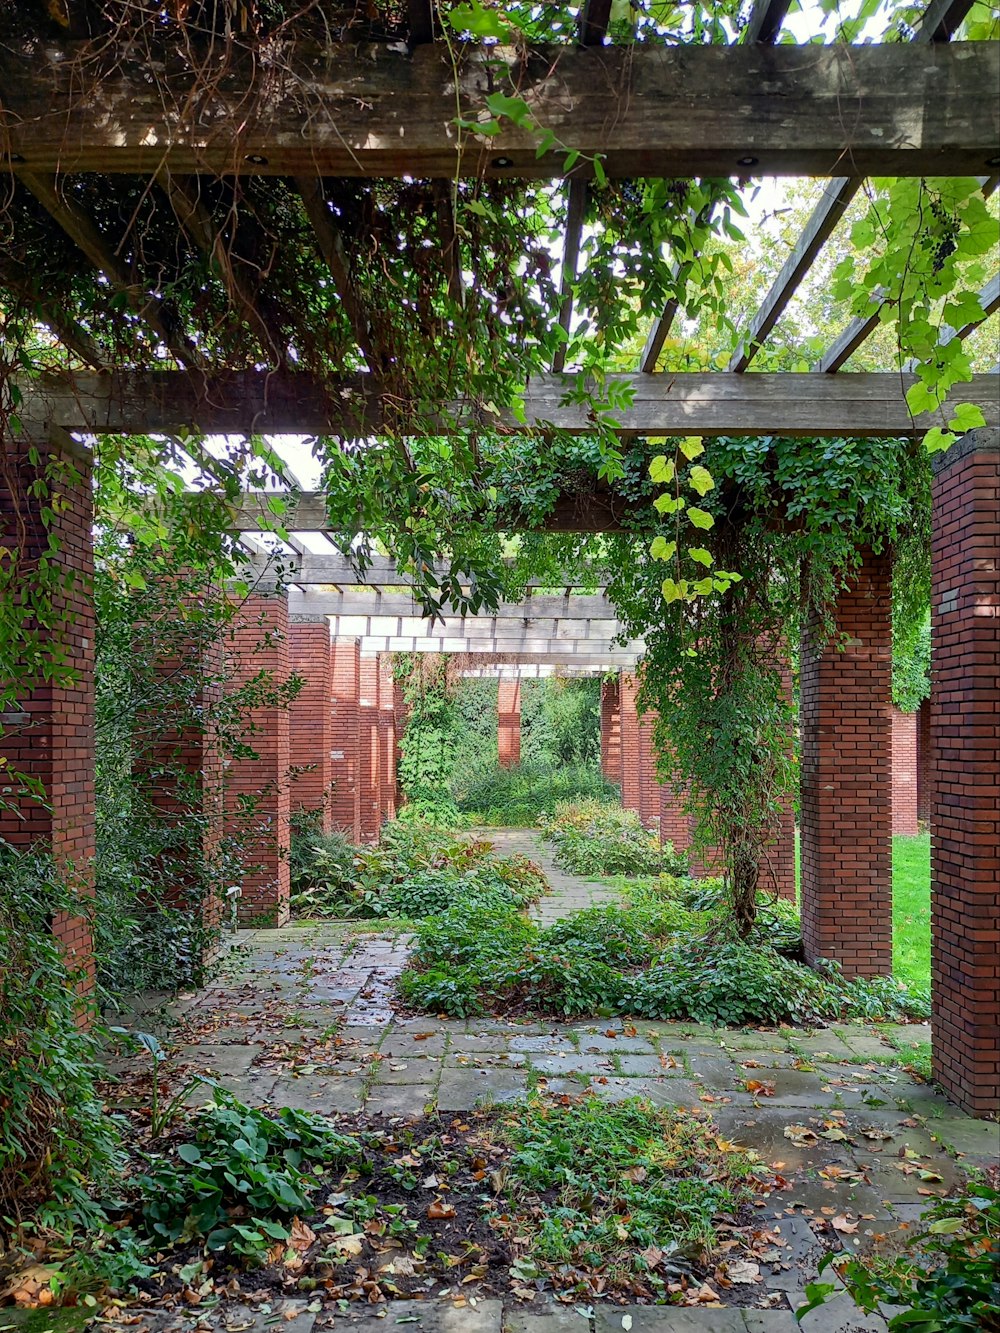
(724, 1259), (761, 1284)
(427, 1200), (456, 1220)
(784, 1125), (819, 1146)
(832, 1215), (859, 1233)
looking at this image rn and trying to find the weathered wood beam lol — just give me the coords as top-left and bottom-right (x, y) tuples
(2, 44), (996, 179)
(156, 170), (279, 362)
(434, 182), (464, 306)
(742, 0), (792, 46)
(282, 590), (617, 618)
(354, 635), (641, 659)
(241, 550), (605, 588)
(902, 272), (1000, 368)
(407, 0), (435, 47)
(296, 176), (379, 371)
(0, 252), (106, 368)
(730, 0), (976, 373)
(552, 178), (588, 373)
(729, 177), (860, 371)
(22, 369), (999, 439)
(17, 171), (203, 368)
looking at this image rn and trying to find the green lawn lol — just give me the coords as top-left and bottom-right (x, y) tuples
(794, 832), (930, 988)
(893, 832), (930, 989)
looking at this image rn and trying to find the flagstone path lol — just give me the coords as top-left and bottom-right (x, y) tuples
(106, 828), (997, 1333)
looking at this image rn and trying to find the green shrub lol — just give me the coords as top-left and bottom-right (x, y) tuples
(0, 843), (121, 1230)
(539, 800), (688, 877)
(137, 1088), (359, 1252)
(455, 760), (619, 826)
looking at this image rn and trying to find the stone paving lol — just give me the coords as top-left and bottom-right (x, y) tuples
(107, 829), (997, 1333)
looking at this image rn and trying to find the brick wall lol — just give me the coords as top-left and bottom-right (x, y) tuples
(618, 672), (644, 820)
(225, 595), (291, 925)
(289, 620), (334, 830)
(891, 707), (919, 837)
(916, 696), (931, 824)
(358, 653), (381, 842)
(0, 436), (95, 990)
(800, 548), (892, 978)
(378, 654), (398, 824)
(330, 638), (361, 841)
(497, 679), (521, 767)
(930, 428), (1000, 1118)
(599, 678), (622, 785)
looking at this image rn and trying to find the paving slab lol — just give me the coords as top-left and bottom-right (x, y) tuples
(436, 1068), (530, 1110)
(364, 1084), (438, 1116)
(595, 1310), (747, 1331)
(324, 1299), (502, 1329)
(503, 1312), (591, 1332)
(268, 1075), (366, 1113)
(790, 1290), (891, 1332)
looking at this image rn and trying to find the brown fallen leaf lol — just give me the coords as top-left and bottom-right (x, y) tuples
(746, 1080), (776, 1098)
(784, 1125), (819, 1146)
(288, 1217), (315, 1253)
(832, 1215), (859, 1233)
(427, 1199), (457, 1220)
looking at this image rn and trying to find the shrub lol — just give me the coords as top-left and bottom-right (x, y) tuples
(0, 843), (121, 1230)
(539, 800), (687, 877)
(455, 760), (620, 826)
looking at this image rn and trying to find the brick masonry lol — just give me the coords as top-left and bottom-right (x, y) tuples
(358, 653), (382, 842)
(497, 679), (521, 767)
(0, 436), (95, 989)
(289, 620), (334, 830)
(916, 696), (931, 824)
(599, 678), (622, 785)
(330, 638), (361, 841)
(929, 428), (1000, 1118)
(891, 707), (919, 837)
(377, 653), (399, 825)
(225, 595), (291, 925)
(800, 547), (893, 978)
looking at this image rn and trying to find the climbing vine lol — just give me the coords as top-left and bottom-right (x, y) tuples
(395, 654), (461, 825)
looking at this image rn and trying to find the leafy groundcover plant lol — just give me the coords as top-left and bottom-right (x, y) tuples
(399, 875), (930, 1026)
(456, 760), (620, 826)
(290, 819), (548, 920)
(539, 800), (687, 877)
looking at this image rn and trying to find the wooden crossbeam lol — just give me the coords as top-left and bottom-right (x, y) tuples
(243, 551), (605, 588)
(157, 170), (278, 362)
(284, 591), (617, 618)
(354, 636), (640, 659)
(730, 0), (976, 373)
(742, 0), (792, 45)
(17, 172), (203, 369)
(23, 369), (999, 440)
(434, 182), (464, 306)
(300, 604), (623, 633)
(2, 44), (996, 180)
(0, 252), (107, 369)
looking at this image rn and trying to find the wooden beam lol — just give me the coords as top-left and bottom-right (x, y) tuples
(295, 176), (379, 370)
(579, 0), (613, 46)
(434, 182), (464, 306)
(2, 43), (996, 179)
(729, 177), (860, 371)
(552, 179), (588, 373)
(355, 636), (641, 660)
(742, 0), (792, 46)
(0, 253), (107, 368)
(21, 368), (1000, 439)
(243, 551), (605, 588)
(282, 588), (616, 617)
(902, 272), (1000, 368)
(918, 0), (976, 40)
(297, 604), (623, 631)
(407, 0), (434, 47)
(157, 170), (279, 362)
(17, 171), (203, 368)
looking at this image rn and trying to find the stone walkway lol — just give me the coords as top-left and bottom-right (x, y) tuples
(109, 829), (996, 1333)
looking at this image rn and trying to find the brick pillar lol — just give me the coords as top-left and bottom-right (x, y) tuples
(289, 619), (333, 830)
(930, 428), (1000, 1118)
(330, 639), (361, 841)
(619, 672), (642, 816)
(800, 548), (892, 978)
(377, 654), (398, 823)
(759, 650), (797, 901)
(226, 595), (291, 926)
(498, 679), (521, 767)
(659, 782), (693, 855)
(891, 707), (919, 837)
(0, 435), (95, 988)
(358, 653), (381, 842)
(600, 678), (622, 785)
(916, 697), (931, 825)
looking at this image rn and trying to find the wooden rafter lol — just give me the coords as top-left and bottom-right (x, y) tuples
(237, 552), (603, 587)
(1, 44), (994, 180)
(156, 170), (279, 363)
(279, 590), (617, 617)
(434, 182), (464, 307)
(730, 0), (980, 373)
(638, 0), (790, 374)
(407, 0), (434, 47)
(295, 176), (379, 371)
(0, 252), (106, 369)
(16, 171), (202, 369)
(24, 368), (997, 440)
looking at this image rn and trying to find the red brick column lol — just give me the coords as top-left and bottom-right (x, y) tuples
(760, 651), (797, 901)
(498, 679), (521, 768)
(330, 639), (361, 841)
(377, 654), (398, 824)
(619, 672), (643, 816)
(930, 428), (1000, 1118)
(226, 595), (291, 926)
(0, 435), (95, 988)
(289, 620), (334, 830)
(358, 653), (381, 842)
(800, 548), (892, 978)
(916, 697), (931, 825)
(600, 678), (622, 785)
(891, 707), (919, 837)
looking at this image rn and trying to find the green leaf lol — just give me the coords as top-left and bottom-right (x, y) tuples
(484, 93), (534, 129)
(687, 507), (714, 530)
(662, 578), (682, 604)
(922, 426), (956, 454)
(593, 156), (607, 189)
(927, 1217), (965, 1234)
(177, 1143), (202, 1164)
(688, 465), (715, 497)
(679, 436), (704, 460)
(447, 1), (509, 39)
(649, 455), (675, 484)
(688, 547), (712, 566)
(905, 380), (938, 417)
(948, 402), (986, 433)
(654, 494), (685, 515)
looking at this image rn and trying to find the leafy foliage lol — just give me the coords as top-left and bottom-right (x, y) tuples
(539, 800), (687, 877)
(799, 1180), (1000, 1332)
(455, 760), (619, 826)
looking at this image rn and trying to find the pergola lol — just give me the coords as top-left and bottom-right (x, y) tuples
(1, 0), (997, 1117)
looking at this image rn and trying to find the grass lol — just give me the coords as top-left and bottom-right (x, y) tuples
(795, 831), (930, 989)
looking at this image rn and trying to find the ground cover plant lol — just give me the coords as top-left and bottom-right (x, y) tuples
(290, 820), (548, 921)
(455, 759), (620, 826)
(399, 873), (930, 1026)
(539, 800), (688, 877)
(893, 833), (931, 989)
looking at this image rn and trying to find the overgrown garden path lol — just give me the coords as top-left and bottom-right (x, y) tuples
(108, 832), (994, 1333)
